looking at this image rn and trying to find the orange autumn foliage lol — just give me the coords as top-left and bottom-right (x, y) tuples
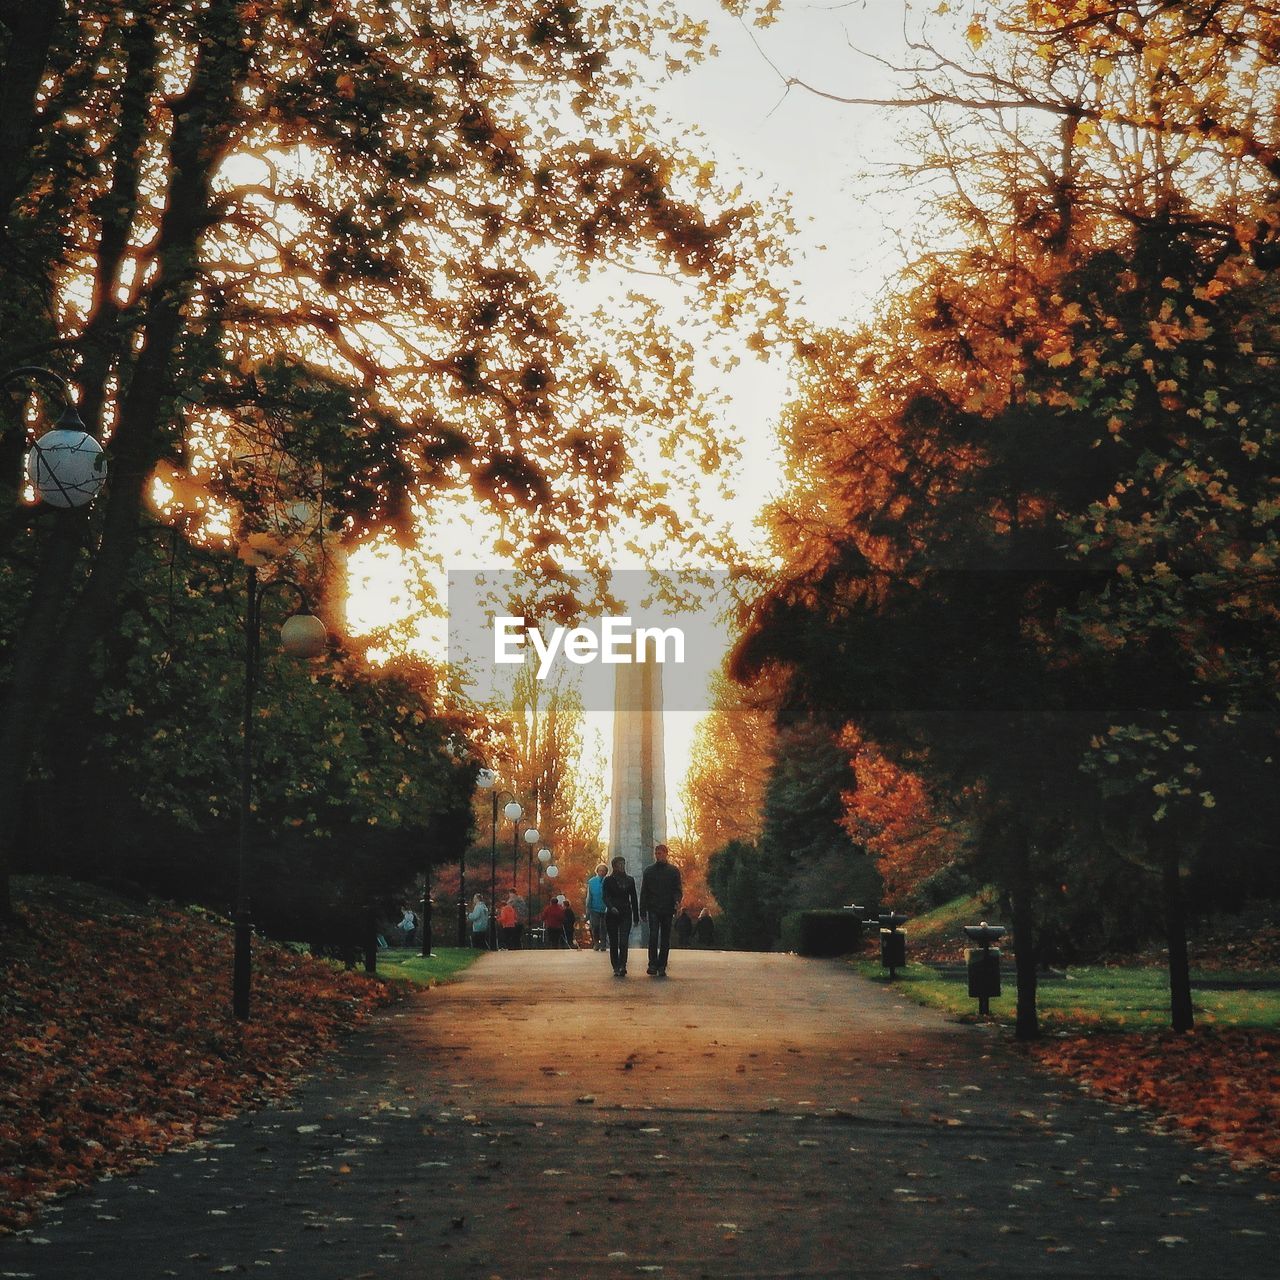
(839, 728), (966, 901)
(1030, 1030), (1280, 1177)
(0, 890), (399, 1234)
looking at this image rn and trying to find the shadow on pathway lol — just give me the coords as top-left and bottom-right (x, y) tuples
(1, 949), (1274, 1278)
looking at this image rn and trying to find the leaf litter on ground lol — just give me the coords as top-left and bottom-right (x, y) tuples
(0, 893), (399, 1233)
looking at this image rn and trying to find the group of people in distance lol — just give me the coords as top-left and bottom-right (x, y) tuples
(465, 890), (578, 949)
(466, 844), (716, 977)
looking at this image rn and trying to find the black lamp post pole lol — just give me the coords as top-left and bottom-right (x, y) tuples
(485, 789), (514, 948)
(512, 818), (520, 904)
(234, 566), (319, 1020)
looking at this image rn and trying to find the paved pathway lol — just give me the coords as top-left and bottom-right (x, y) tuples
(1, 950), (1275, 1278)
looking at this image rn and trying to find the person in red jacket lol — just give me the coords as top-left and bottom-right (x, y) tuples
(497, 898), (518, 950)
(541, 896), (566, 948)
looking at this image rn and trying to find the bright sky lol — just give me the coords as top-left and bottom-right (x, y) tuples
(637, 0), (917, 832)
(346, 1), (939, 836)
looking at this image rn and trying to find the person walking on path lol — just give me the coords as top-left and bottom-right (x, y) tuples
(467, 894), (490, 949)
(603, 856), (639, 977)
(695, 908), (715, 948)
(497, 897), (518, 950)
(640, 843), (682, 978)
(560, 897), (579, 948)
(674, 908), (693, 948)
(541, 896), (566, 948)
(585, 864), (608, 950)
(509, 891), (527, 949)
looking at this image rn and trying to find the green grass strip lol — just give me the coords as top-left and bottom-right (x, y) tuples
(373, 946), (482, 988)
(853, 959), (1280, 1031)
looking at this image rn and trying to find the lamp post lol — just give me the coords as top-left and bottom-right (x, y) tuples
(464, 768), (500, 943)
(508, 818), (538, 947)
(528, 840), (546, 921)
(1, 366), (106, 507)
(544, 856), (560, 943)
(234, 562), (326, 1020)
(520, 823), (540, 905)
(533, 844), (552, 939)
(475, 771), (520, 948)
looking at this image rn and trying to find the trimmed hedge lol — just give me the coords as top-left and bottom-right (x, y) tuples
(782, 908), (868, 957)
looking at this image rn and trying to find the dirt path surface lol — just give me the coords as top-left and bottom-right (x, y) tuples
(1, 950), (1275, 1279)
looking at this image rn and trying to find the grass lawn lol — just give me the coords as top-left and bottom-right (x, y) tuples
(374, 946), (481, 988)
(897, 891), (1001, 960)
(854, 959), (1280, 1031)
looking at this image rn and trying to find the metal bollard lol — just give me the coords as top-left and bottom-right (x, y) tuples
(878, 911), (908, 979)
(962, 921), (1006, 1016)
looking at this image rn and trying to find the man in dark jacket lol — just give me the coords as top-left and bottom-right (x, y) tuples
(603, 856), (640, 977)
(639, 843), (682, 978)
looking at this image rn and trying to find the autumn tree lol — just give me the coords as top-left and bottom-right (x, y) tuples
(705, 718), (880, 948)
(37, 532), (481, 948)
(0, 0), (782, 920)
(483, 662), (604, 914)
(732, 0), (1280, 1034)
(679, 671), (774, 863)
(839, 727), (969, 906)
(706, 838), (771, 949)
(684, 667), (958, 913)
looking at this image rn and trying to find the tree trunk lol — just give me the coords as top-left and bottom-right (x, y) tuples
(0, 0), (61, 244)
(0, 0), (247, 918)
(53, 0), (247, 680)
(39, 13), (162, 851)
(0, 513), (90, 921)
(74, 12), (162, 433)
(1008, 825), (1040, 1042)
(1159, 825), (1194, 1033)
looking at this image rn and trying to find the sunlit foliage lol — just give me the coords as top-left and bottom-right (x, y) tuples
(0, 0), (783, 915)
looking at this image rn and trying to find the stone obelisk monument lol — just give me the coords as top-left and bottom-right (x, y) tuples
(608, 649), (666, 893)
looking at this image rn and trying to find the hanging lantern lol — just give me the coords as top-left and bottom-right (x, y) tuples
(280, 612), (327, 658)
(476, 768), (498, 790)
(25, 412), (106, 508)
(503, 801), (522, 822)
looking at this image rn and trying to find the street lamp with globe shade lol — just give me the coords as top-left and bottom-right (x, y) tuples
(233, 563), (326, 1020)
(521, 822), (540, 881)
(521, 835), (541, 930)
(470, 768), (497, 943)
(475, 771), (520, 946)
(531, 844), (552, 931)
(2, 366), (107, 508)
